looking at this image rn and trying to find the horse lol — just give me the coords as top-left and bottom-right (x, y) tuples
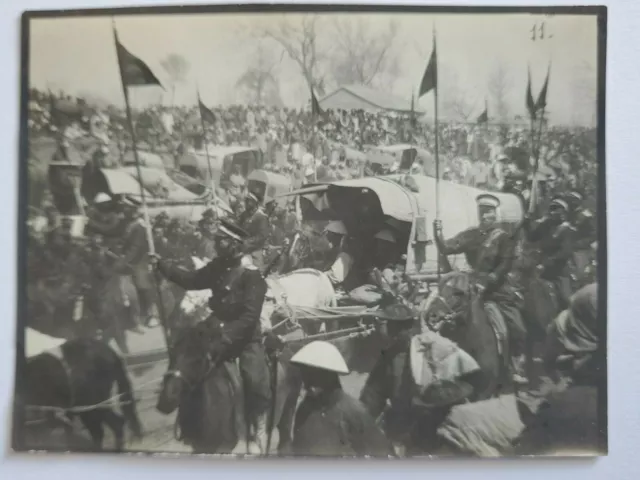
(419, 271), (511, 401)
(262, 268), (338, 336)
(22, 336), (142, 451)
(156, 323), (301, 455)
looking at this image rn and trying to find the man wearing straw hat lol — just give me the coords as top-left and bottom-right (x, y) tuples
(289, 340), (393, 457)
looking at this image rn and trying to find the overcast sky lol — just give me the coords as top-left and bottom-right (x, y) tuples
(29, 11), (599, 124)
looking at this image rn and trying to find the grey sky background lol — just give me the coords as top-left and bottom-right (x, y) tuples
(29, 12), (598, 125)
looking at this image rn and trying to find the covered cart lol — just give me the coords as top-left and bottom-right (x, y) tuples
(177, 145), (263, 186)
(286, 174), (523, 275)
(247, 170), (292, 206)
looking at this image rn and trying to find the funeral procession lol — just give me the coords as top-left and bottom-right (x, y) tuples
(16, 10), (603, 458)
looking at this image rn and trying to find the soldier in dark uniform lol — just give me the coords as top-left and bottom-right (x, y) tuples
(193, 208), (217, 260)
(524, 196), (574, 310)
(565, 191), (597, 286)
(85, 193), (126, 238)
(151, 218), (272, 453)
(434, 193), (527, 383)
(238, 191), (269, 271)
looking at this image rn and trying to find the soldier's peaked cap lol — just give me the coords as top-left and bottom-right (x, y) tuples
(217, 218), (249, 242)
(567, 191), (583, 202)
(550, 196), (569, 211)
(476, 193), (500, 209)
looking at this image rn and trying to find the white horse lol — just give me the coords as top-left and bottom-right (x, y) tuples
(179, 259), (337, 335)
(262, 268), (337, 335)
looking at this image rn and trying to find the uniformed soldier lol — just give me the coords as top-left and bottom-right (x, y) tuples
(359, 305), (481, 455)
(289, 341), (394, 457)
(117, 196), (158, 330)
(193, 208), (217, 260)
(433, 193), (527, 383)
(85, 193), (126, 237)
(151, 218), (272, 453)
(524, 196), (574, 310)
(566, 191), (597, 285)
(238, 191), (270, 271)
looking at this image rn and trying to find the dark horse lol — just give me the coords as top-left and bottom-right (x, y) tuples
(156, 323), (301, 454)
(22, 337), (143, 451)
(420, 272), (511, 401)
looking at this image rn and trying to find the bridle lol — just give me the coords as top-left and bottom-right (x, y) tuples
(163, 350), (217, 394)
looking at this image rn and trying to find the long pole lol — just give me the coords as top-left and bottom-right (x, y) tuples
(529, 106), (546, 214)
(112, 21), (171, 351)
(434, 48), (440, 283)
(197, 88), (217, 211)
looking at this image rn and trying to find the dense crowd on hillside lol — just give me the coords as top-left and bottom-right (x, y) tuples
(28, 87), (598, 206)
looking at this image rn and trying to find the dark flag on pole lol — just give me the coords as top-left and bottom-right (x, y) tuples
(410, 92), (417, 129)
(418, 34), (438, 97)
(526, 66), (536, 119)
(311, 88), (323, 118)
(114, 31), (163, 88)
(198, 98), (217, 125)
(476, 99), (488, 124)
(535, 63), (551, 111)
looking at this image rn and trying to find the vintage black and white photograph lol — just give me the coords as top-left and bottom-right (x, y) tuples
(14, 5), (606, 458)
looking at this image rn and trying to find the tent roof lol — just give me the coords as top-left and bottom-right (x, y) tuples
(320, 84), (425, 114)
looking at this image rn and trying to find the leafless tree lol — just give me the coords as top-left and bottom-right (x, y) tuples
(235, 45), (283, 106)
(439, 65), (478, 122)
(487, 61), (513, 122)
(329, 18), (401, 88)
(160, 53), (190, 105)
(258, 14), (329, 96)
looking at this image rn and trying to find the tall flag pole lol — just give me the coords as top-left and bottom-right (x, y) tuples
(418, 27), (439, 279)
(197, 87), (218, 210)
(310, 86), (323, 182)
(112, 20), (171, 349)
(525, 64), (538, 213)
(531, 61), (551, 214)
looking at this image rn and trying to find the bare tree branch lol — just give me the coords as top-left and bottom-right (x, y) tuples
(487, 61), (513, 122)
(258, 14), (328, 95)
(328, 18), (400, 88)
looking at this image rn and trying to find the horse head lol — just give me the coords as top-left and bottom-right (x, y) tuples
(156, 323), (215, 415)
(424, 272), (474, 338)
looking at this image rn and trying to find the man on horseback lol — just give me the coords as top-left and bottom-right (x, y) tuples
(523, 196), (574, 310)
(433, 193), (528, 383)
(239, 191), (269, 271)
(151, 218), (272, 453)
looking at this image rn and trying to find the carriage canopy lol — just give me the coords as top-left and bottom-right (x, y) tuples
(247, 170), (292, 205)
(177, 145), (263, 185)
(286, 174), (524, 275)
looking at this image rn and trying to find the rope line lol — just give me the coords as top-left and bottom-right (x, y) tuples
(24, 375), (165, 415)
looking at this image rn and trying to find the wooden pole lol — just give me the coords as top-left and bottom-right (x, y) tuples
(112, 21), (171, 351)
